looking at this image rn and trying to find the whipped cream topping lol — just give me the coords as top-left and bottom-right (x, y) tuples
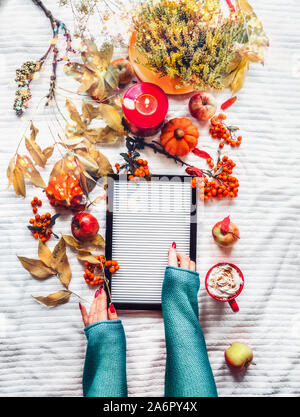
(207, 264), (243, 300)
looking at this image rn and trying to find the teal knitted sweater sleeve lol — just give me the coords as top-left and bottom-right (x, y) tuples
(82, 320), (127, 397)
(162, 266), (218, 397)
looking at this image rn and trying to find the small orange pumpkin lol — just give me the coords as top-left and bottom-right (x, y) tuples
(46, 174), (84, 209)
(160, 118), (199, 157)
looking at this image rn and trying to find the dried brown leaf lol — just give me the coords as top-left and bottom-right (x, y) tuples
(49, 158), (66, 180)
(43, 146), (54, 160)
(85, 126), (119, 144)
(98, 103), (125, 134)
(91, 234), (105, 247)
(12, 166), (26, 197)
(78, 68), (96, 94)
(77, 251), (100, 264)
(104, 63), (119, 90)
(38, 240), (54, 268)
(7, 157), (16, 188)
(33, 290), (71, 307)
(236, 0), (253, 14)
(88, 77), (107, 101)
(52, 238), (72, 288)
(52, 238), (66, 268)
(61, 134), (85, 147)
(56, 252), (72, 288)
(87, 146), (114, 178)
(65, 99), (86, 129)
(75, 153), (99, 175)
(79, 171), (95, 195)
(16, 155), (46, 189)
(82, 40), (113, 72)
(63, 62), (85, 82)
(24, 122), (48, 167)
(62, 234), (82, 249)
(98, 42), (114, 71)
(82, 103), (100, 121)
(231, 59), (249, 94)
(18, 256), (54, 278)
(30, 122), (39, 141)
(25, 137), (46, 167)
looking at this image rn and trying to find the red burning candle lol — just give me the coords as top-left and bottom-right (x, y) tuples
(122, 82), (169, 137)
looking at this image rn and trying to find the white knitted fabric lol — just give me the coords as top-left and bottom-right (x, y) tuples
(0, 0), (300, 396)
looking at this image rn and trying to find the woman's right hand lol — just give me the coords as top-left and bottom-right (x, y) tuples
(168, 242), (196, 271)
(79, 287), (118, 328)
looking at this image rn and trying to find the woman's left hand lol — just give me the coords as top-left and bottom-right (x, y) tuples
(79, 287), (118, 327)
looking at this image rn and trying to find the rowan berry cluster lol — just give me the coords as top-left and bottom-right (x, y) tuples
(28, 198), (54, 242)
(115, 153), (150, 181)
(191, 156), (239, 200)
(83, 255), (120, 286)
(210, 114), (242, 148)
(30, 196), (42, 214)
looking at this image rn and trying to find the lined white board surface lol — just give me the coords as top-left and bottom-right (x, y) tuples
(108, 178), (194, 307)
(2, 0), (300, 397)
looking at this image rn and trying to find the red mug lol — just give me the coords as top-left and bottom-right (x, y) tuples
(205, 262), (244, 313)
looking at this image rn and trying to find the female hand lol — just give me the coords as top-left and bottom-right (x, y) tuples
(79, 287), (118, 327)
(168, 242), (196, 271)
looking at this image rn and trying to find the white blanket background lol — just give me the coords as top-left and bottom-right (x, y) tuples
(0, 0), (300, 397)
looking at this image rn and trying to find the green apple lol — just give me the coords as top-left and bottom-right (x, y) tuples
(212, 220), (240, 248)
(225, 342), (253, 370)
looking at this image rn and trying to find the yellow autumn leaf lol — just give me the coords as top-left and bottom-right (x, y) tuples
(18, 256), (54, 279)
(33, 290), (71, 307)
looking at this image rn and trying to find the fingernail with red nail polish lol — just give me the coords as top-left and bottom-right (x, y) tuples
(94, 290), (99, 298)
(98, 287), (102, 295)
(79, 302), (82, 310)
(172, 242), (176, 249)
(109, 303), (116, 313)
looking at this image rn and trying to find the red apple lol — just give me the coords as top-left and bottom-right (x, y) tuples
(189, 92), (217, 121)
(71, 212), (99, 242)
(212, 219), (240, 248)
(225, 342), (253, 371)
